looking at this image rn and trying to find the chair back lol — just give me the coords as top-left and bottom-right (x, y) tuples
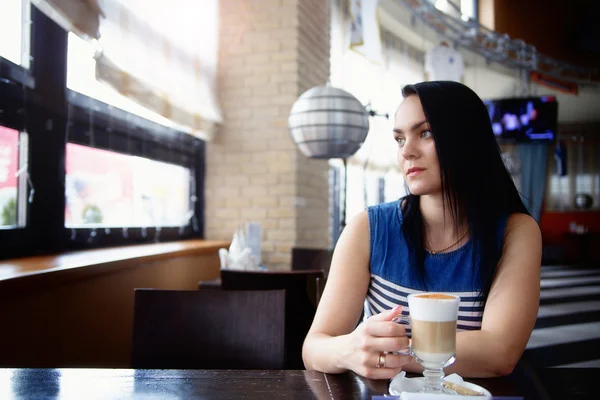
(292, 247), (333, 277)
(131, 289), (285, 369)
(220, 269), (324, 369)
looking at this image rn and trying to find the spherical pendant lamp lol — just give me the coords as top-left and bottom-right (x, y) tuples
(288, 85), (369, 159)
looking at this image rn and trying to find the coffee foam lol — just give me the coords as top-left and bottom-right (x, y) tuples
(407, 293), (460, 322)
(416, 293), (456, 300)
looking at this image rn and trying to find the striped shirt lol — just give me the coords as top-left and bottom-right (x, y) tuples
(365, 199), (507, 335)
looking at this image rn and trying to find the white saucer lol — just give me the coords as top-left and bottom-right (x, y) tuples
(389, 372), (492, 397)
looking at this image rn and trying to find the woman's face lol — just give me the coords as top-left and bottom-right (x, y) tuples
(393, 95), (442, 196)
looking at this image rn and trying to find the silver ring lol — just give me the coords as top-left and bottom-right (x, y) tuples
(376, 352), (386, 368)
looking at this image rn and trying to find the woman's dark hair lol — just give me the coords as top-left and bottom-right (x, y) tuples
(400, 81), (528, 300)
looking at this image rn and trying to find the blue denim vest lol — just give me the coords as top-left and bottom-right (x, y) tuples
(365, 199), (508, 333)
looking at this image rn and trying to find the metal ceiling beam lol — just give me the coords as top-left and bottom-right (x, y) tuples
(398, 0), (599, 86)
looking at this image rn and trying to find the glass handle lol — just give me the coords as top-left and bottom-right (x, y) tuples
(392, 314), (412, 356)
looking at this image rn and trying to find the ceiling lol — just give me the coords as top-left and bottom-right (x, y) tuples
(377, 0), (600, 123)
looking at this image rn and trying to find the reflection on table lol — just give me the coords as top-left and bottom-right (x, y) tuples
(0, 366), (596, 399)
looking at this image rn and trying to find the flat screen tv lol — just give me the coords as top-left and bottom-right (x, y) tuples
(483, 96), (558, 143)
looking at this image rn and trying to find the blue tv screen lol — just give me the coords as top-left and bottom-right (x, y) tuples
(483, 96), (558, 143)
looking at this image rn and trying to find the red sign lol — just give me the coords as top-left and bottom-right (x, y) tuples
(0, 126), (18, 190)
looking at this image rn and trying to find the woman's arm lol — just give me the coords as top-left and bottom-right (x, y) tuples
(302, 211), (411, 379)
(403, 213), (542, 377)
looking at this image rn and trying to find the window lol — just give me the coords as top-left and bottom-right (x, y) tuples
(460, 0), (477, 21)
(545, 137), (600, 211)
(0, 0), (23, 65)
(0, 6), (206, 259)
(65, 144), (191, 228)
(378, 177), (385, 204)
(0, 0), (30, 68)
(433, 0), (476, 21)
(384, 170), (407, 202)
(0, 126), (26, 228)
(329, 165), (342, 246)
(345, 163), (405, 221)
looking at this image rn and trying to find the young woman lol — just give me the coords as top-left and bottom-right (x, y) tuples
(302, 81), (541, 380)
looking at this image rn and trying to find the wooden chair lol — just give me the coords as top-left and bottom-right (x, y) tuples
(291, 247), (333, 277)
(131, 289), (286, 370)
(291, 247), (333, 311)
(220, 269), (324, 369)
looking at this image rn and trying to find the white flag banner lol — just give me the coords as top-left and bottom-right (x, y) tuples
(349, 0), (364, 47)
(349, 0), (383, 64)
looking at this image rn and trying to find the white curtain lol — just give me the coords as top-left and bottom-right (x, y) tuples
(32, 0), (104, 39)
(36, 0), (222, 140)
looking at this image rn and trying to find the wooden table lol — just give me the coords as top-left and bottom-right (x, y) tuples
(1, 368), (595, 399)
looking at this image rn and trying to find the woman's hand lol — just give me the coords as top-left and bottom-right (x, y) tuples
(302, 211), (409, 378)
(342, 305), (412, 379)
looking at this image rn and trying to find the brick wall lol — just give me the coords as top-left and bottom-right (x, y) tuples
(205, 0), (331, 270)
(296, 0), (331, 249)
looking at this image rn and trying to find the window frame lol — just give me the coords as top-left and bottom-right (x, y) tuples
(65, 91), (205, 250)
(0, 59), (35, 88)
(0, 0), (32, 253)
(0, 6), (205, 260)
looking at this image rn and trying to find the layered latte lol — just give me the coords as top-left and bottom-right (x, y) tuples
(407, 293), (460, 369)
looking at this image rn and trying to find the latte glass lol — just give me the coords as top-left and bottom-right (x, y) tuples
(394, 293), (460, 394)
